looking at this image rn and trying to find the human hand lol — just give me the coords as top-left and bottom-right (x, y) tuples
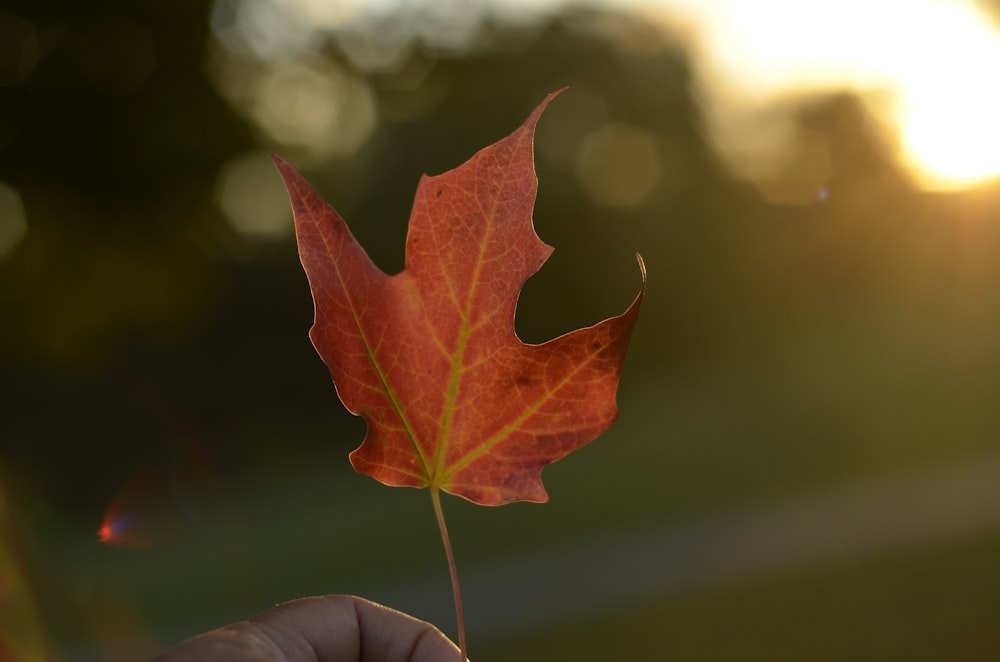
(153, 595), (465, 661)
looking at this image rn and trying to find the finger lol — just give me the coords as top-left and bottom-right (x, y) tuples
(341, 596), (465, 662)
(154, 595), (464, 662)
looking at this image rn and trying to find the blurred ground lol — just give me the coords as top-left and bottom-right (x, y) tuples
(2, 1), (1000, 660)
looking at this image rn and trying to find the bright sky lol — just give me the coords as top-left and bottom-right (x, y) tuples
(220, 0), (1000, 192)
(643, 0), (1000, 190)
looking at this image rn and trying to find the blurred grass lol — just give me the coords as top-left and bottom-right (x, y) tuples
(44, 305), (1000, 657)
(26, 222), (1000, 657)
(486, 528), (1000, 662)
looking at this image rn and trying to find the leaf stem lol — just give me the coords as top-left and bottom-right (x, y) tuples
(430, 487), (468, 661)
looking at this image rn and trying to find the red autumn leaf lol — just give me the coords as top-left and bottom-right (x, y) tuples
(273, 91), (645, 506)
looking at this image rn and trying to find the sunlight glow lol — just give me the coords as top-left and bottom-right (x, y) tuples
(897, 26), (1000, 187)
(208, 0), (1000, 190)
(656, 0), (1000, 190)
(575, 123), (662, 207)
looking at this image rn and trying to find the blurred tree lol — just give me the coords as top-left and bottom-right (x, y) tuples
(4, 3), (1000, 660)
(1, 5), (734, 518)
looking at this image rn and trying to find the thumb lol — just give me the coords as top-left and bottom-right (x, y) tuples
(155, 595), (465, 662)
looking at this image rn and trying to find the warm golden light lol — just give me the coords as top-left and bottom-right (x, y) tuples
(648, 0), (1000, 191)
(901, 82), (1000, 188)
(208, 0), (1000, 190)
(896, 17), (1000, 189)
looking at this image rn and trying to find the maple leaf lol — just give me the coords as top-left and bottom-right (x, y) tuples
(273, 90), (644, 507)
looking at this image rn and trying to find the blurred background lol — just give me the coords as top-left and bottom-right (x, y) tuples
(3, 0), (1000, 659)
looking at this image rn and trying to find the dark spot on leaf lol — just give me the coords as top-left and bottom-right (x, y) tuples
(435, 189), (443, 198)
(588, 341), (603, 352)
(514, 374), (533, 386)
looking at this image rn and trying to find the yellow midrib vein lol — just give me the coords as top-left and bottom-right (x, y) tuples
(304, 187), (432, 483)
(430, 150), (522, 485)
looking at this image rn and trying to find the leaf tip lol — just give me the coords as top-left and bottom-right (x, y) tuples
(533, 88), (567, 120)
(635, 252), (647, 284)
(271, 154), (295, 176)
(270, 153), (298, 180)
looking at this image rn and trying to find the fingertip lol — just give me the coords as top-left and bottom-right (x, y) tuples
(155, 595), (464, 662)
(407, 621), (465, 662)
(351, 596), (464, 662)
(257, 595), (464, 662)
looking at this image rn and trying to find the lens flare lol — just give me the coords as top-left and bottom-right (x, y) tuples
(97, 510), (139, 547)
(97, 470), (167, 548)
(98, 437), (235, 549)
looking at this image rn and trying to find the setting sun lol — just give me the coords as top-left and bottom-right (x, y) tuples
(650, 0), (1000, 190)
(897, 21), (1000, 189)
(901, 81), (1000, 188)
(210, 0), (1000, 191)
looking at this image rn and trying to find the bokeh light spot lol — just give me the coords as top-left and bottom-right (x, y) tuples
(575, 123), (662, 208)
(535, 84), (609, 169)
(207, 44), (378, 163)
(251, 59), (376, 159)
(216, 151), (293, 240)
